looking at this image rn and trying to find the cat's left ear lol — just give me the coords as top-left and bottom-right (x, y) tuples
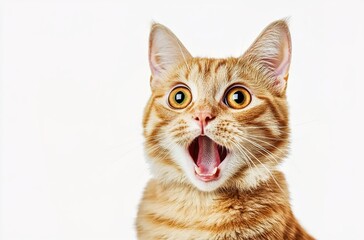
(149, 23), (192, 90)
(242, 19), (292, 95)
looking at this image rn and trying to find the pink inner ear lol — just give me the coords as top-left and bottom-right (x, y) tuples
(149, 54), (161, 77)
(275, 37), (290, 78)
(273, 35), (291, 92)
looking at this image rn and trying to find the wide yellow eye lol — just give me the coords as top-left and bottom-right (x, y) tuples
(224, 86), (251, 109)
(168, 86), (192, 109)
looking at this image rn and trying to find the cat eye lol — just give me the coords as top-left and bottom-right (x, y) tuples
(168, 86), (192, 109)
(224, 86), (251, 109)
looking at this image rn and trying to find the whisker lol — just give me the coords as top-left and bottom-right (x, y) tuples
(237, 125), (289, 129)
(232, 140), (284, 193)
(241, 133), (287, 141)
(230, 141), (253, 170)
(244, 133), (287, 156)
(241, 137), (281, 165)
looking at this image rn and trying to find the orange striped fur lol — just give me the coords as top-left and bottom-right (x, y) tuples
(136, 20), (314, 239)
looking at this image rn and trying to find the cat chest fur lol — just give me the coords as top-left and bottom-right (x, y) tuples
(136, 175), (312, 240)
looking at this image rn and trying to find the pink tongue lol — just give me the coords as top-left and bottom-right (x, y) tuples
(196, 136), (221, 175)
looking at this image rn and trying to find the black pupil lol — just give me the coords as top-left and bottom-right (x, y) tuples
(233, 91), (245, 104)
(175, 91), (185, 104)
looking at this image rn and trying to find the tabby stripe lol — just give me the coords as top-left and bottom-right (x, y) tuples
(214, 59), (227, 73)
(257, 95), (288, 127)
(142, 97), (155, 130)
(144, 212), (284, 235)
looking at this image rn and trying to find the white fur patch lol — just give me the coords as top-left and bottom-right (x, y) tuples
(241, 164), (271, 190)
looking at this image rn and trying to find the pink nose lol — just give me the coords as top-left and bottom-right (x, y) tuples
(193, 112), (215, 135)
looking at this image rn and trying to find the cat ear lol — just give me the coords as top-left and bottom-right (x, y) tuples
(242, 20), (292, 95)
(149, 23), (192, 89)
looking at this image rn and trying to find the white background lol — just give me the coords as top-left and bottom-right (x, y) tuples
(1, 0), (364, 239)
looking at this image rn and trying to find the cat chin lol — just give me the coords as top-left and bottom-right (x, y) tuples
(188, 173), (229, 192)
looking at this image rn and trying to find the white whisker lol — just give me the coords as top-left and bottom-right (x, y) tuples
(232, 139), (284, 193)
(244, 133), (287, 156)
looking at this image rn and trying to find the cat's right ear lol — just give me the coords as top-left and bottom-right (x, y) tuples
(148, 23), (192, 90)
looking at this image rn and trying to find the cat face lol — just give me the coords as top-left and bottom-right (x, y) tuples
(143, 21), (291, 192)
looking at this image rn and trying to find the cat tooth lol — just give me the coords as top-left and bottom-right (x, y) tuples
(194, 166), (202, 175)
(194, 166), (218, 176)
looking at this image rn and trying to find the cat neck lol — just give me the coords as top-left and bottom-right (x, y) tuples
(136, 171), (309, 239)
(151, 169), (289, 205)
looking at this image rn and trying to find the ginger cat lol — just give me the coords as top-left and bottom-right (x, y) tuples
(136, 19), (314, 240)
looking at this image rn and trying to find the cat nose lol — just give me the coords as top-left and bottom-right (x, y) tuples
(193, 111), (215, 135)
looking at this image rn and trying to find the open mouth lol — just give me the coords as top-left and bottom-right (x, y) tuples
(188, 136), (228, 182)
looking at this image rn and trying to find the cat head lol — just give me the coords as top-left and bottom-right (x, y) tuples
(143, 20), (291, 192)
